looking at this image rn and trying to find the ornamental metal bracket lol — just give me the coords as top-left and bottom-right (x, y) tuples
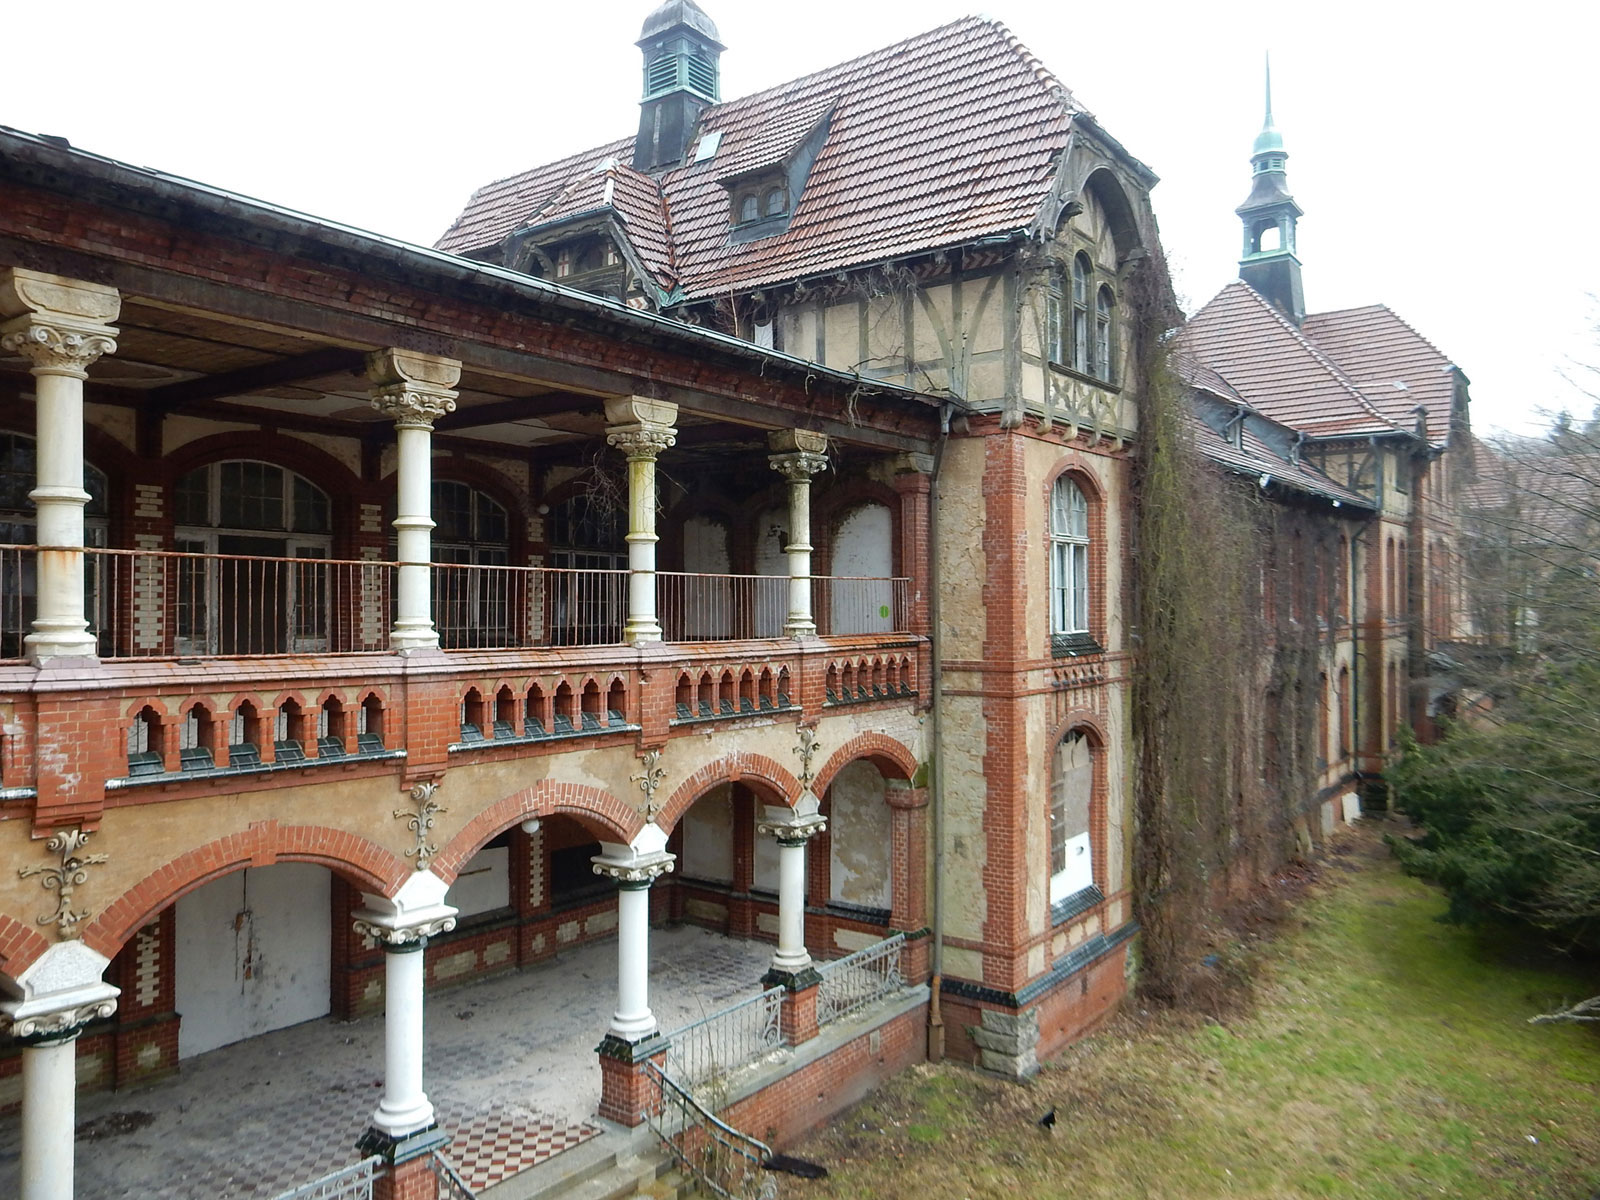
(794, 725), (822, 791)
(631, 748), (668, 821)
(394, 780), (446, 871)
(18, 827), (108, 939)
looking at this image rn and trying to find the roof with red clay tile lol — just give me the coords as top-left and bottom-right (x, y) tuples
(1300, 305), (1459, 446)
(1180, 282), (1395, 440)
(1181, 282), (1463, 449)
(436, 18), (1091, 298)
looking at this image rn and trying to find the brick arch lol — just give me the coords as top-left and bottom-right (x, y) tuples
(812, 733), (919, 798)
(0, 913), (54, 980)
(82, 823), (406, 961)
(432, 782), (642, 883)
(163, 431), (362, 503)
(657, 752), (803, 833)
(1047, 707), (1108, 752)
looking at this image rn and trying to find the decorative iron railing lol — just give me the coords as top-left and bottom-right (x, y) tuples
(78, 546), (395, 659)
(272, 1156), (382, 1200)
(660, 985), (785, 1098)
(427, 1150), (477, 1200)
(814, 576), (910, 636)
(0, 545), (917, 662)
(816, 933), (908, 1027)
(647, 1062), (778, 1200)
(431, 562), (628, 649)
(658, 571), (790, 641)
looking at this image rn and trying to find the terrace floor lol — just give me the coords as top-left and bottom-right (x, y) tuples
(0, 926), (775, 1199)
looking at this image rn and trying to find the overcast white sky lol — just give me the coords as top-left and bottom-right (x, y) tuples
(6, 1), (1596, 434)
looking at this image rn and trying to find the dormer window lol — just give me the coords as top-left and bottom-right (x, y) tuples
(764, 187), (788, 218)
(555, 248), (572, 278)
(739, 194), (759, 223)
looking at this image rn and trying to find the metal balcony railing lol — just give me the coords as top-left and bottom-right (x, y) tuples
(0, 546), (916, 662)
(814, 576), (910, 636)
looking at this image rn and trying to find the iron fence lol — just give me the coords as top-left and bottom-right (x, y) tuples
(79, 546), (394, 659)
(431, 562), (627, 649)
(660, 985), (785, 1098)
(647, 1062), (778, 1200)
(814, 576), (910, 635)
(816, 933), (907, 1026)
(272, 1156), (382, 1200)
(427, 1150), (477, 1199)
(658, 571), (789, 641)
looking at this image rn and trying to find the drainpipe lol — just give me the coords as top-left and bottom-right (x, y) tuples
(926, 402), (953, 1062)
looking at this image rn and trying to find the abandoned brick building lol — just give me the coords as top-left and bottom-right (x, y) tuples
(0, 4), (1472, 1197)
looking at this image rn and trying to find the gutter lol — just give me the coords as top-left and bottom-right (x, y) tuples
(926, 401), (953, 1061)
(0, 126), (963, 419)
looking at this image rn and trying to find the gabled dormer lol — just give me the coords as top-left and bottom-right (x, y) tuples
(716, 104), (835, 244)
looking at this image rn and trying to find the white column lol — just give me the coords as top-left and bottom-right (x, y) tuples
(759, 801), (826, 977)
(593, 825), (675, 1042)
(369, 350), (461, 653)
(0, 270), (121, 662)
(352, 872), (457, 1141)
(20, 1035), (78, 1200)
(605, 396), (678, 644)
(1, 942), (119, 1200)
(768, 430), (829, 638)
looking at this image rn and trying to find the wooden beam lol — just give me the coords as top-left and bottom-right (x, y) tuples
(434, 391), (600, 432)
(141, 347), (367, 414)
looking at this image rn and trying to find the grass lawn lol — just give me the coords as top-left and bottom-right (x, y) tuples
(794, 825), (1600, 1199)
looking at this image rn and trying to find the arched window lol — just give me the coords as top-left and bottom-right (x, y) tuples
(431, 481), (512, 646)
(0, 433), (109, 658)
(1049, 730), (1095, 904)
(548, 492), (625, 644)
(738, 194), (759, 224)
(1094, 286), (1114, 382)
(1044, 267), (1065, 363)
(173, 460), (333, 655)
(1070, 254), (1091, 373)
(764, 187), (788, 218)
(1049, 475), (1090, 640)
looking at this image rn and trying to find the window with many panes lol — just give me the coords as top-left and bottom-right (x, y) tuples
(430, 481), (512, 648)
(1070, 255), (1091, 373)
(0, 434), (109, 658)
(1049, 475), (1090, 638)
(173, 460), (333, 655)
(1094, 286), (1114, 382)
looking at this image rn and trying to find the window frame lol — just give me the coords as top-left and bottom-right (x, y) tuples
(1048, 471), (1100, 657)
(1048, 726), (1103, 920)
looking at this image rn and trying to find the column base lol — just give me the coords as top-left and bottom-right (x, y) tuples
(356, 1123), (449, 1164)
(624, 623), (663, 644)
(387, 627), (441, 653)
(761, 964), (821, 991)
(357, 1126), (450, 1200)
(25, 628), (98, 663)
(595, 1033), (668, 1127)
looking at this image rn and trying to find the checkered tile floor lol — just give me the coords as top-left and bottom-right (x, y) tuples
(444, 1108), (603, 1192)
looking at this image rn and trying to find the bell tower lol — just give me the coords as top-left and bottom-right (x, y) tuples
(634, 0), (724, 173)
(1237, 58), (1305, 324)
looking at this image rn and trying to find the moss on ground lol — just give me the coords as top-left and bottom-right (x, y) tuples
(795, 827), (1600, 1199)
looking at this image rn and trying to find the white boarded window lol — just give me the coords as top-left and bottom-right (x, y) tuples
(1050, 731), (1094, 903)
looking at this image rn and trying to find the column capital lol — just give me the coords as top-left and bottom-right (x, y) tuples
(768, 428), (829, 457)
(0, 270), (120, 380)
(605, 396), (678, 461)
(367, 348), (460, 429)
(756, 811), (827, 845)
(769, 449), (829, 483)
(353, 871), (459, 947)
(0, 941), (119, 1043)
(591, 853), (675, 887)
